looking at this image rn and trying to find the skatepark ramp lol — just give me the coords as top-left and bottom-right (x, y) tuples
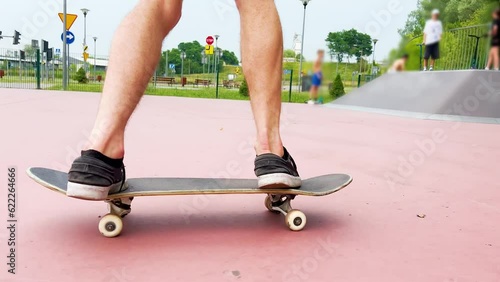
(328, 70), (500, 123)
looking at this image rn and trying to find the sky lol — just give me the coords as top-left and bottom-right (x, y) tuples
(0, 0), (418, 62)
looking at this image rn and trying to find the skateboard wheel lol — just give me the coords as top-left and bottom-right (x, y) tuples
(98, 214), (123, 238)
(285, 210), (307, 231)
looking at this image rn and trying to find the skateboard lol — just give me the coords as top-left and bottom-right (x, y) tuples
(27, 167), (352, 238)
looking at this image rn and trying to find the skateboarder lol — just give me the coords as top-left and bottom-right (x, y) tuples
(422, 9), (443, 71)
(485, 8), (500, 70)
(307, 50), (325, 105)
(66, 0), (301, 200)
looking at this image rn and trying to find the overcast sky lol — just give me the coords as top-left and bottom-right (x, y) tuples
(1, 0), (417, 61)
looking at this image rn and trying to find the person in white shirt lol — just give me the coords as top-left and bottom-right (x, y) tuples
(422, 9), (443, 71)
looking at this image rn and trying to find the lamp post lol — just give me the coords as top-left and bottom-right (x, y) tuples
(215, 48), (223, 99)
(214, 35), (220, 82)
(372, 39), (378, 65)
(93, 37), (97, 80)
(360, 49), (363, 73)
(180, 51), (186, 87)
(62, 0), (68, 90)
(298, 0), (311, 92)
(81, 8), (90, 72)
(201, 50), (207, 74)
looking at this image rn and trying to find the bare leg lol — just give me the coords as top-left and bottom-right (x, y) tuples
(493, 47), (499, 69)
(87, 0), (182, 158)
(430, 59), (436, 69)
(236, 0), (284, 156)
(423, 59), (428, 69)
(486, 49), (493, 69)
(309, 86), (319, 100)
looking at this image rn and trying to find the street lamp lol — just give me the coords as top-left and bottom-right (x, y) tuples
(214, 35), (220, 81)
(180, 51), (186, 87)
(81, 8), (90, 72)
(215, 48), (223, 99)
(360, 49), (363, 73)
(372, 39), (378, 65)
(298, 0), (311, 92)
(93, 37), (97, 80)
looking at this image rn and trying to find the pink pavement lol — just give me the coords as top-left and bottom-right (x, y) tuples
(0, 88), (499, 282)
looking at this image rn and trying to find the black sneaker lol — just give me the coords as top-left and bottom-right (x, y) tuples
(254, 147), (302, 189)
(66, 150), (127, 200)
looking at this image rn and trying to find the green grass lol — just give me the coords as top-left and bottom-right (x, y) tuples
(46, 82), (348, 104)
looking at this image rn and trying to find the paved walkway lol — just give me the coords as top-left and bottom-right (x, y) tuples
(0, 89), (499, 282)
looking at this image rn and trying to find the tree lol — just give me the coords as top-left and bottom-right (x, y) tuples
(23, 44), (37, 58)
(159, 41), (240, 76)
(296, 53), (305, 61)
(330, 74), (345, 98)
(239, 77), (249, 96)
(284, 49), (296, 59)
(326, 29), (373, 63)
(221, 50), (239, 65)
(74, 67), (88, 83)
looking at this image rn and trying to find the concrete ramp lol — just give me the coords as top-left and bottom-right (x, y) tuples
(329, 70), (500, 122)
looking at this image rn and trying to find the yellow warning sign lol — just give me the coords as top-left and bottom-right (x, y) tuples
(205, 45), (214, 55)
(235, 67), (240, 74)
(84, 45), (88, 52)
(83, 52), (89, 62)
(58, 13), (78, 30)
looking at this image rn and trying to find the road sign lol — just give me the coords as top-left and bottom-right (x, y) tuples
(58, 13), (78, 30)
(61, 31), (75, 44)
(84, 45), (88, 52)
(205, 45), (214, 55)
(83, 52), (89, 62)
(169, 64), (175, 69)
(55, 48), (61, 55)
(284, 69), (292, 75)
(206, 36), (214, 45)
(235, 67), (240, 74)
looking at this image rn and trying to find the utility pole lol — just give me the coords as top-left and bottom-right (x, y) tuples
(63, 0), (68, 90)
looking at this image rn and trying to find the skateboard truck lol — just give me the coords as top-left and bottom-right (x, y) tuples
(107, 197), (134, 218)
(265, 194), (307, 231)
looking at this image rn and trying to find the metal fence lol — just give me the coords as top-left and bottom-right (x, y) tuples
(0, 48), (110, 90)
(441, 24), (490, 70)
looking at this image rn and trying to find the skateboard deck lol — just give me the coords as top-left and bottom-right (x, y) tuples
(27, 167), (352, 237)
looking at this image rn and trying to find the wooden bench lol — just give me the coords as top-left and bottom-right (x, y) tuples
(155, 77), (176, 85)
(194, 79), (211, 87)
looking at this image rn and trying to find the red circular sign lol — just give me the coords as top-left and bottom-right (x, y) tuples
(206, 36), (214, 45)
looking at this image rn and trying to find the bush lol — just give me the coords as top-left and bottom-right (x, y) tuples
(330, 74), (345, 98)
(239, 78), (249, 96)
(74, 67), (88, 84)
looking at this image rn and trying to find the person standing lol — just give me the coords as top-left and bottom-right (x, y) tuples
(307, 50), (325, 105)
(65, 0), (302, 201)
(485, 8), (500, 70)
(423, 9), (443, 71)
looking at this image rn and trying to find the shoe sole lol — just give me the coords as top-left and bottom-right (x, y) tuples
(258, 173), (302, 189)
(66, 182), (126, 201)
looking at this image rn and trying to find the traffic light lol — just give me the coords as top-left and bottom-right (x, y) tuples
(47, 48), (53, 62)
(13, 30), (20, 45)
(20, 50), (25, 60)
(0, 31), (3, 40)
(42, 40), (49, 52)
